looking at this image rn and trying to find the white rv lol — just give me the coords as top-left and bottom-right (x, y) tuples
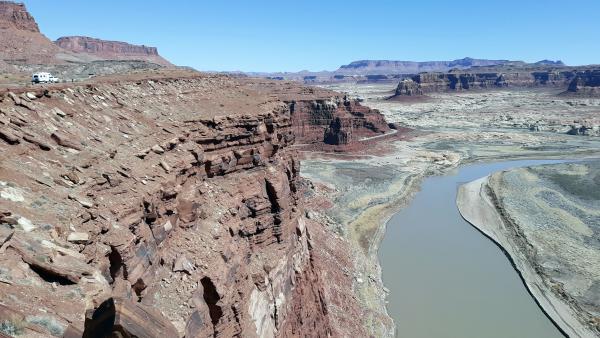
(31, 72), (59, 83)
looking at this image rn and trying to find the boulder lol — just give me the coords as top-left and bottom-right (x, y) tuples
(67, 232), (90, 244)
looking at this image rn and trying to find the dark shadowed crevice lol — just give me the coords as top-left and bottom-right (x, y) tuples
(264, 179), (280, 213)
(29, 264), (76, 285)
(201, 277), (223, 337)
(108, 247), (126, 282)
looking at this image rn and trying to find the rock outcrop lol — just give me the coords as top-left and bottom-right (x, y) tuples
(0, 0), (38, 31)
(0, 1), (64, 65)
(0, 0), (174, 81)
(285, 94), (389, 145)
(55, 36), (173, 67)
(565, 69), (600, 97)
(0, 70), (386, 337)
(394, 78), (423, 96)
(392, 68), (597, 96)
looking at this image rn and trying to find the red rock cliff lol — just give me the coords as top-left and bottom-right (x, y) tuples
(0, 1), (64, 64)
(55, 36), (173, 66)
(0, 71), (380, 337)
(0, 1), (39, 31)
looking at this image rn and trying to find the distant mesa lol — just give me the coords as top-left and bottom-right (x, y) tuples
(565, 69), (600, 96)
(0, 0), (174, 80)
(392, 67), (600, 98)
(337, 57), (513, 74)
(249, 58), (570, 84)
(534, 59), (565, 66)
(55, 36), (173, 67)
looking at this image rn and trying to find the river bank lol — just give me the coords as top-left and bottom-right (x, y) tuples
(382, 159), (571, 338)
(302, 83), (600, 336)
(457, 162), (600, 338)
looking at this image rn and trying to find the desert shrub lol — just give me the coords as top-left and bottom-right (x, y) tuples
(0, 319), (25, 336)
(26, 316), (65, 336)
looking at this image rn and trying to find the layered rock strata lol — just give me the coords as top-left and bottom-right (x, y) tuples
(566, 69), (600, 97)
(0, 0), (174, 81)
(286, 95), (389, 145)
(0, 1), (63, 65)
(55, 36), (173, 67)
(0, 71), (382, 337)
(0, 0), (38, 32)
(393, 69), (600, 96)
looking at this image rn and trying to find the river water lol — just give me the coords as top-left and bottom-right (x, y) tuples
(378, 159), (568, 338)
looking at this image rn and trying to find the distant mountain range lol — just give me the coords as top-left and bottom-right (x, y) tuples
(336, 58), (506, 74)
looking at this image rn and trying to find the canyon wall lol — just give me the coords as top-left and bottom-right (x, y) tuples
(0, 71), (382, 337)
(566, 69), (600, 97)
(394, 69), (580, 96)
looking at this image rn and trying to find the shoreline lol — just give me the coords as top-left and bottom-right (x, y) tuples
(457, 175), (596, 338)
(304, 145), (600, 337)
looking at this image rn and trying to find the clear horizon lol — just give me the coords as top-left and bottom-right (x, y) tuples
(24, 0), (600, 72)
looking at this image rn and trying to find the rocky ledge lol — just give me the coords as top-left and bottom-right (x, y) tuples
(457, 162), (600, 338)
(0, 70), (387, 337)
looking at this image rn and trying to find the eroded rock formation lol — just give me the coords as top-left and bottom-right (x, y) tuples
(0, 0), (38, 31)
(0, 1), (174, 80)
(286, 95), (388, 145)
(566, 69), (600, 97)
(394, 78), (423, 96)
(0, 70), (387, 337)
(0, 1), (64, 65)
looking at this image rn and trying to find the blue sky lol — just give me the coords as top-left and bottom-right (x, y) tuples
(24, 0), (600, 72)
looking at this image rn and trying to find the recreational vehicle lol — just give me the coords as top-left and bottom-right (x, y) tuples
(31, 72), (59, 83)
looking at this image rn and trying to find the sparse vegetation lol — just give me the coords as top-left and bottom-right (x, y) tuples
(0, 319), (25, 336)
(26, 315), (65, 336)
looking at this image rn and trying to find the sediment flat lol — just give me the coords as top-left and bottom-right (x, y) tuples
(457, 162), (600, 338)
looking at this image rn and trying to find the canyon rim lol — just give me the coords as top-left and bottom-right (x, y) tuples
(1, 1), (600, 338)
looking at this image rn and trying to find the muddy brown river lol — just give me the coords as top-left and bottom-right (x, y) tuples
(379, 159), (569, 338)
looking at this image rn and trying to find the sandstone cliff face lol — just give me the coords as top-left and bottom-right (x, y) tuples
(55, 36), (173, 67)
(566, 69), (600, 97)
(394, 69), (581, 96)
(394, 78), (423, 96)
(0, 1), (174, 75)
(0, 1), (64, 65)
(0, 1), (38, 31)
(0, 71), (382, 337)
(287, 95), (389, 145)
